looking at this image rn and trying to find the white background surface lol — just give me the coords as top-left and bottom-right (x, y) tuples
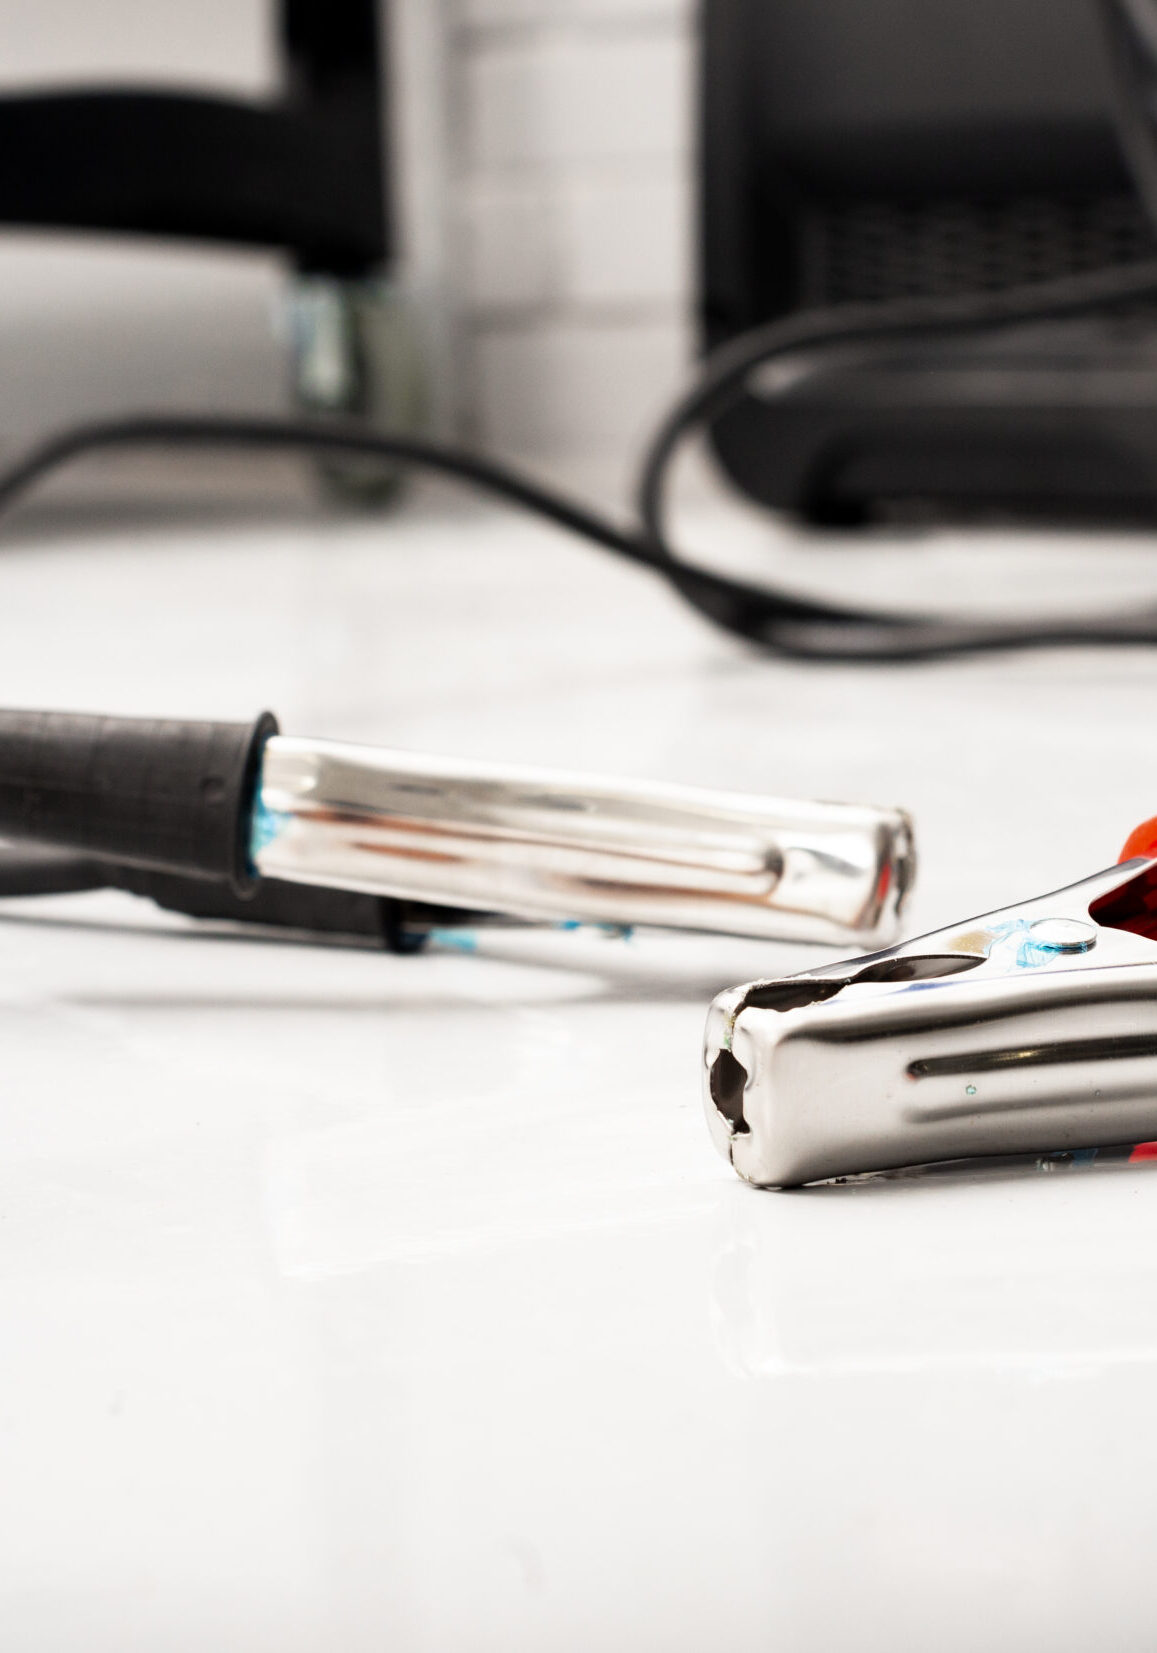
(5, 490), (1157, 1649)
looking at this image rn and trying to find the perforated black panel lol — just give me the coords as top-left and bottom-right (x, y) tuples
(795, 194), (1157, 306)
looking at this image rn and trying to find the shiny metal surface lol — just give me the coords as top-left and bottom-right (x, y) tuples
(704, 857), (1157, 1186)
(252, 735), (914, 944)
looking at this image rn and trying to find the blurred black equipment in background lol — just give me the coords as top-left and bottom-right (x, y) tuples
(0, 1), (418, 467)
(13, 4), (1157, 658)
(0, 0), (388, 275)
(701, 0), (1157, 526)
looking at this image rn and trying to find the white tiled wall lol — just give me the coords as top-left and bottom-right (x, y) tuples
(445, 0), (695, 490)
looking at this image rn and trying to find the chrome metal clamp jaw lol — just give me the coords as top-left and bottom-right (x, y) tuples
(704, 857), (1157, 1187)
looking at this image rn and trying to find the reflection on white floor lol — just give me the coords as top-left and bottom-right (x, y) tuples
(5, 495), (1157, 1649)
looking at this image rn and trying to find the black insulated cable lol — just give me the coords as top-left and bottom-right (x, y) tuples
(0, 841), (465, 953)
(5, 264), (1157, 663)
(1101, 0), (1157, 230)
(0, 416), (655, 570)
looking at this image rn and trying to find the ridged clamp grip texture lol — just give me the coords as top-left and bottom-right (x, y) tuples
(0, 709), (278, 891)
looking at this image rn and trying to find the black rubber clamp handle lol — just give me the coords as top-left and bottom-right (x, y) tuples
(0, 708), (277, 892)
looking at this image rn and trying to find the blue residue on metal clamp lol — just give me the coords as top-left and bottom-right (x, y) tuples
(248, 793), (292, 865)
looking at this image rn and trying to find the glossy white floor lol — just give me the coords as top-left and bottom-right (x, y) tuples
(6, 489), (1157, 1650)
